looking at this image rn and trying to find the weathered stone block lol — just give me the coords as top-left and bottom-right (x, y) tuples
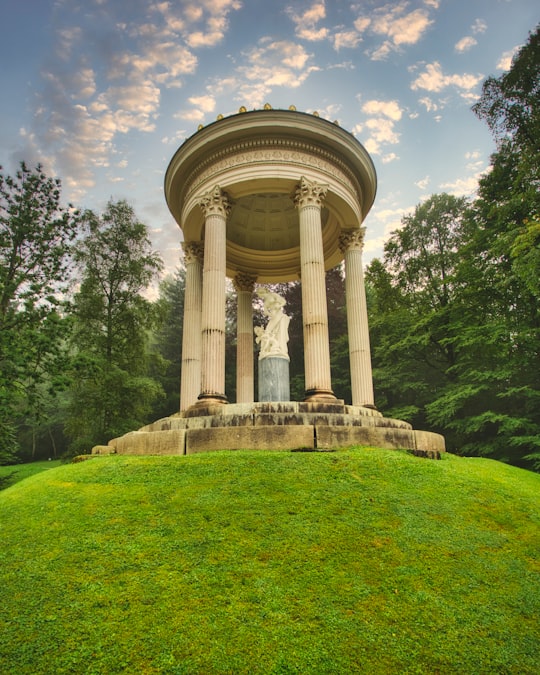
(91, 445), (115, 455)
(186, 425), (315, 454)
(114, 430), (186, 455)
(315, 425), (417, 451)
(414, 430), (446, 454)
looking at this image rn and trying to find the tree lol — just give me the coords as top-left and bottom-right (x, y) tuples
(149, 268), (185, 419)
(366, 194), (470, 436)
(457, 26), (540, 467)
(66, 200), (163, 452)
(365, 29), (540, 469)
(0, 162), (78, 463)
(472, 25), (539, 174)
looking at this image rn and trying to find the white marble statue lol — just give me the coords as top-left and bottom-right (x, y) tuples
(254, 288), (291, 360)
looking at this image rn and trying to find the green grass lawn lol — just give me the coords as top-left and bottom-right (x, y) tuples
(0, 459), (62, 490)
(0, 449), (538, 674)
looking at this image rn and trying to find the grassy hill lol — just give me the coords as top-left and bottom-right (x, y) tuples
(0, 449), (538, 674)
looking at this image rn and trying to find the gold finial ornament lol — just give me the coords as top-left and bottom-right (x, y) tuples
(289, 104), (297, 111)
(217, 113), (224, 120)
(312, 111), (319, 117)
(239, 106), (247, 113)
(197, 124), (204, 131)
(263, 102), (272, 110)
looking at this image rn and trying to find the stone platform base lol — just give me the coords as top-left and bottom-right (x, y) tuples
(93, 402), (445, 459)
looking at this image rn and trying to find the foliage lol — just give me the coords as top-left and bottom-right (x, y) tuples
(0, 450), (538, 673)
(367, 28), (540, 469)
(0, 162), (78, 464)
(472, 24), (539, 169)
(66, 200), (164, 452)
(367, 194), (470, 437)
(150, 269), (185, 418)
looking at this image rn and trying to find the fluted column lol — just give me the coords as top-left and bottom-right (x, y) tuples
(295, 176), (335, 401)
(339, 228), (375, 407)
(233, 272), (257, 403)
(197, 186), (231, 405)
(180, 241), (204, 411)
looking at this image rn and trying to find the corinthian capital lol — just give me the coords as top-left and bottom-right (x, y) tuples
(294, 176), (328, 209)
(339, 227), (366, 254)
(197, 185), (232, 218)
(182, 240), (204, 264)
(233, 272), (257, 293)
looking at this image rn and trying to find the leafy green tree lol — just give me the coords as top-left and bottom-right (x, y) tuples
(366, 194), (470, 435)
(472, 25), (539, 174)
(149, 268), (185, 419)
(451, 26), (540, 466)
(66, 200), (163, 453)
(366, 28), (540, 469)
(0, 162), (78, 463)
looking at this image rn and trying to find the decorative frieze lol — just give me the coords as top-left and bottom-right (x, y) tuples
(186, 143), (357, 204)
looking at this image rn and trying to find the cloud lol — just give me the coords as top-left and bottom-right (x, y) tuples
(365, 118), (400, 145)
(236, 40), (318, 106)
(319, 103), (342, 120)
(333, 31), (362, 50)
(286, 1), (329, 41)
(497, 46), (519, 71)
(418, 96), (438, 112)
(354, 98), (403, 155)
(25, 0), (246, 199)
(415, 175), (430, 190)
(362, 2), (434, 59)
(361, 99), (402, 121)
(188, 95), (216, 112)
(455, 36), (477, 53)
(410, 61), (483, 99)
(439, 175), (481, 196)
(454, 18), (486, 53)
(152, 0), (242, 48)
(471, 18), (487, 34)
(175, 92), (220, 121)
(353, 17), (371, 33)
(464, 150), (484, 171)
(438, 148), (488, 197)
(373, 5), (433, 46)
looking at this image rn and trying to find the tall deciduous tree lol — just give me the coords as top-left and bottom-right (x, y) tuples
(458, 25), (540, 466)
(150, 268), (185, 418)
(66, 200), (163, 453)
(0, 162), (78, 463)
(366, 194), (470, 436)
(472, 25), (539, 172)
(367, 26), (540, 468)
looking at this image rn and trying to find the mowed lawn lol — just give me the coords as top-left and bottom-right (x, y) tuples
(1, 449), (539, 674)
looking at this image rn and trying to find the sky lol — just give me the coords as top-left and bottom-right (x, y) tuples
(1, 0), (538, 277)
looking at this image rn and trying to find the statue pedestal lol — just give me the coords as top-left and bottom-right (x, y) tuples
(258, 356), (290, 402)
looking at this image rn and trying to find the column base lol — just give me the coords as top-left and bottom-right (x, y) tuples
(304, 388), (337, 402)
(184, 394), (228, 419)
(196, 393), (228, 406)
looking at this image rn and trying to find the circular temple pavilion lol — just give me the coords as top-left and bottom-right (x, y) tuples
(94, 107), (445, 458)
